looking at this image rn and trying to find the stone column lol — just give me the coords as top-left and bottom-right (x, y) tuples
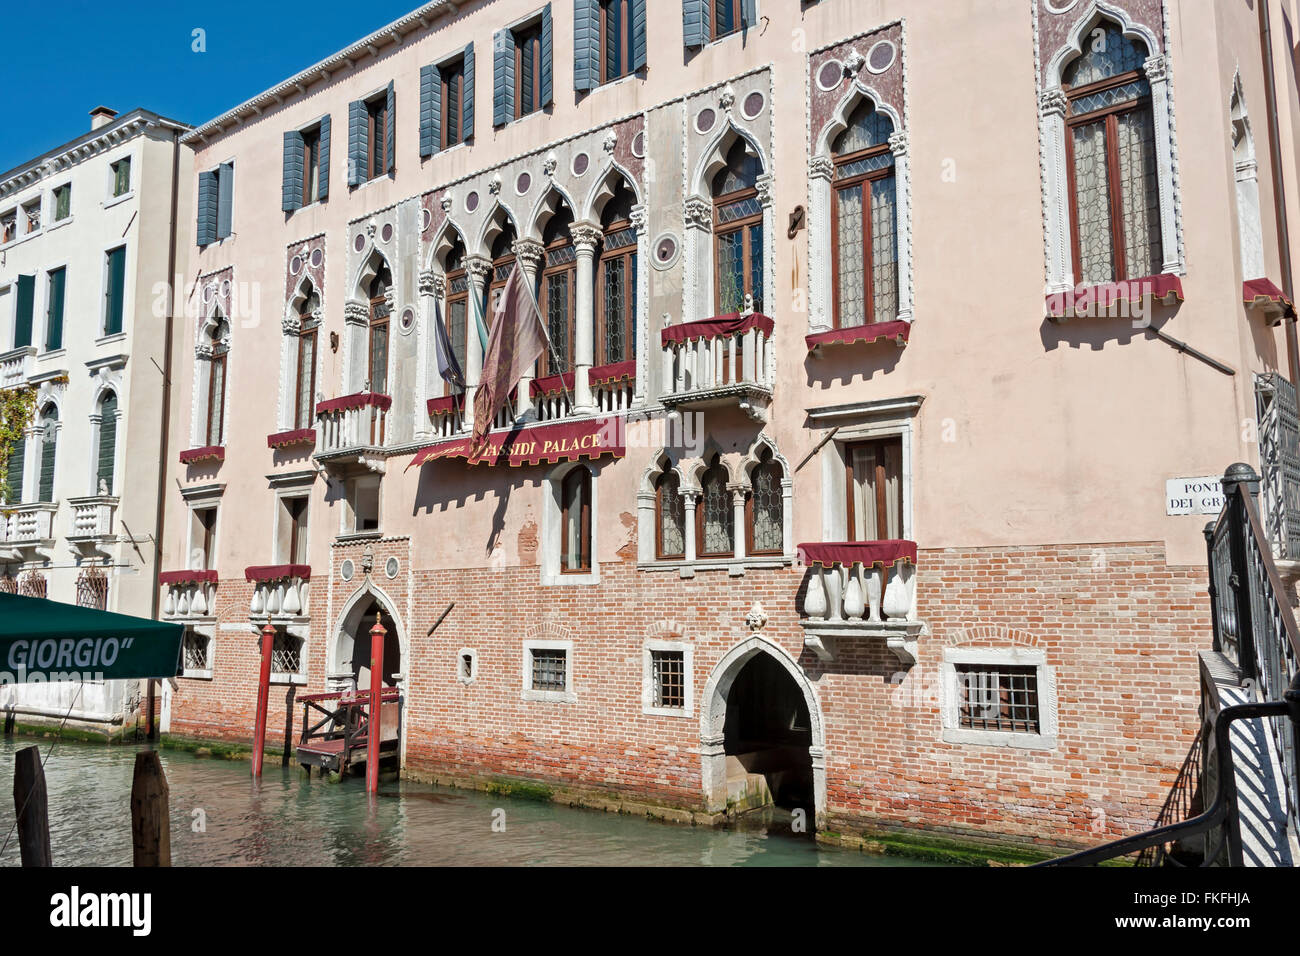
(729, 484), (747, 565)
(416, 268), (441, 438)
(682, 196), (713, 325)
(343, 300), (369, 394)
(807, 156), (834, 333)
(513, 239), (545, 421)
(463, 255), (491, 428)
(888, 132), (913, 324)
(1038, 88), (1073, 293)
(571, 221), (603, 415)
(1144, 54), (1181, 276)
(681, 490), (698, 578)
(630, 204), (650, 402)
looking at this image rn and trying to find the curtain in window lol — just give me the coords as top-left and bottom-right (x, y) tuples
(97, 393), (117, 494)
(1071, 120), (1114, 285)
(1116, 106), (1163, 279)
(850, 443), (901, 541)
(657, 471), (684, 558)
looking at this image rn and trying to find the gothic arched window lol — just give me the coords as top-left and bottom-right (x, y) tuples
(598, 180), (638, 365)
(368, 264), (392, 394)
(205, 318), (229, 447)
(712, 139), (764, 315)
(746, 447), (783, 555)
(443, 231), (469, 397)
(294, 293), (319, 430)
(542, 209), (576, 374)
(832, 99), (897, 327)
(697, 455), (733, 558)
(655, 469), (685, 560)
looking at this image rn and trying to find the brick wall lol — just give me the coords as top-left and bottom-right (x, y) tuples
(164, 539), (1209, 848)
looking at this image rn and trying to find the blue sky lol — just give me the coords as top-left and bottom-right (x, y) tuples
(0, 0), (422, 173)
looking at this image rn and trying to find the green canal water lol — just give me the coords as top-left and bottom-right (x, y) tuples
(0, 739), (929, 867)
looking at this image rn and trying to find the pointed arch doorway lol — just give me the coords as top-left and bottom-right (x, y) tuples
(331, 586), (404, 692)
(700, 636), (827, 828)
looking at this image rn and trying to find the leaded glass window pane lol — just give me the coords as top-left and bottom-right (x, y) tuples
(1070, 78), (1151, 117)
(448, 298), (468, 377)
(547, 273), (571, 371)
(603, 256), (626, 363)
(657, 472), (684, 558)
(713, 143), (760, 196)
(701, 464), (733, 556)
(1062, 22), (1149, 89)
(296, 331), (316, 429)
(751, 459), (783, 553)
(716, 196), (762, 225)
(835, 184), (866, 327)
(870, 176), (898, 322)
(369, 324), (388, 394)
(834, 152), (894, 181)
(716, 229), (746, 314)
(1117, 105), (1163, 279)
(748, 223), (764, 314)
(1071, 120), (1115, 284)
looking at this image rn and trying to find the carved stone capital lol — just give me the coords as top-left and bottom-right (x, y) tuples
(571, 220), (604, 252)
(1143, 54), (1168, 84)
(755, 174), (775, 208)
(602, 129), (618, 154)
(194, 343), (213, 360)
(418, 268), (440, 296)
(629, 204), (648, 234)
(464, 255), (492, 285)
(683, 195), (713, 232)
(512, 238), (545, 271)
(344, 300), (369, 326)
(281, 314), (301, 335)
(809, 155), (834, 181)
(1038, 87), (1068, 117)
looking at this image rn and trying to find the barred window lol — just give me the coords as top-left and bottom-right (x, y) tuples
(1063, 20), (1162, 284)
(271, 628), (303, 677)
(75, 567), (108, 610)
(651, 650), (685, 709)
(955, 664), (1040, 734)
(530, 648), (567, 692)
(182, 629), (211, 675)
(832, 99), (897, 328)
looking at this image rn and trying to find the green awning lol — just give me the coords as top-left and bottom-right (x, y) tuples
(0, 593), (183, 683)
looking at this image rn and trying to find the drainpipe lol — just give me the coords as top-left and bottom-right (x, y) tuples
(1259, 0), (1300, 386)
(146, 128), (182, 740)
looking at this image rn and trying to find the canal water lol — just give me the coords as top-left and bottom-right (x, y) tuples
(0, 739), (925, 866)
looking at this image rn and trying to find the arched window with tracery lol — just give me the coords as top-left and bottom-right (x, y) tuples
(832, 99), (897, 327)
(712, 139), (764, 315)
(488, 224), (519, 325)
(746, 447), (783, 555)
(1063, 20), (1162, 284)
(204, 318), (229, 446)
(443, 231), (469, 397)
(542, 208), (576, 374)
(598, 180), (637, 365)
(367, 265), (392, 394)
(294, 293), (319, 429)
(655, 469), (685, 560)
(697, 455), (733, 558)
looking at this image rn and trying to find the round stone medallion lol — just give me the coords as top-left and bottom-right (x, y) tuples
(516, 171), (532, 195)
(340, 559), (355, 582)
(866, 40), (897, 74)
(381, 222), (394, 243)
(310, 248), (323, 268)
(354, 234), (366, 253)
(695, 108), (716, 134)
(466, 191), (480, 213)
(652, 233), (680, 271)
(742, 92), (765, 120)
(385, 556), (400, 579)
(572, 152), (590, 176)
(817, 60), (844, 91)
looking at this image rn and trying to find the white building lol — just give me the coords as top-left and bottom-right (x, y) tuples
(0, 107), (193, 729)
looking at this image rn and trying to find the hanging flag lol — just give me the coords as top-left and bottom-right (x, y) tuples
(433, 297), (465, 389)
(472, 264), (547, 448)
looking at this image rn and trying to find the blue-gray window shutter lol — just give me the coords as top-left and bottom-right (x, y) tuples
(317, 115), (331, 200)
(282, 130), (304, 212)
(463, 42), (475, 139)
(197, 169), (218, 246)
(574, 0), (599, 92)
(420, 64), (441, 157)
(216, 163), (234, 240)
(632, 0), (647, 70)
(385, 82), (396, 174)
(493, 29), (515, 127)
(741, 0), (756, 30)
(13, 274), (34, 348)
(348, 99), (367, 186)
(540, 5), (554, 106)
(683, 0), (708, 48)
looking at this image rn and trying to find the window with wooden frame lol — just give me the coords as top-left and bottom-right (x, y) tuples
(443, 232), (469, 398)
(746, 446), (783, 555)
(300, 125), (321, 207)
(542, 210), (576, 375)
(598, 181), (637, 365)
(655, 470), (685, 560)
(441, 56), (466, 149)
(831, 99), (898, 328)
(111, 158), (131, 198)
(712, 139), (764, 315)
(205, 320), (229, 447)
(367, 266), (391, 394)
(845, 437), (902, 542)
(294, 295), (319, 429)
(650, 649), (685, 709)
(53, 184), (71, 222)
(712, 0), (745, 41)
(600, 0), (635, 84)
(365, 94), (390, 183)
(192, 506), (218, 571)
(560, 466), (592, 573)
(1062, 20), (1162, 285)
(697, 455), (734, 558)
(515, 23), (544, 119)
(278, 495), (310, 565)
(37, 404), (57, 503)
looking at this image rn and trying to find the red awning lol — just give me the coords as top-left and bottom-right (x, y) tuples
(1244, 278), (1296, 317)
(805, 321), (910, 351)
(245, 564), (311, 583)
(662, 313), (775, 345)
(179, 445), (224, 465)
(427, 394), (465, 416)
(267, 428), (316, 449)
(531, 360), (636, 398)
(797, 540), (917, 569)
(407, 416), (626, 469)
(1045, 274), (1184, 319)
(159, 570), (219, 586)
(316, 392), (392, 415)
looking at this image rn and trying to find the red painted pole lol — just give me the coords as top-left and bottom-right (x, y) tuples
(251, 618), (276, 778)
(366, 613), (386, 794)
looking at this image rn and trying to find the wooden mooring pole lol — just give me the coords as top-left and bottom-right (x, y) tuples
(251, 618), (276, 777)
(366, 613), (386, 794)
(12, 745), (51, 867)
(130, 751), (171, 867)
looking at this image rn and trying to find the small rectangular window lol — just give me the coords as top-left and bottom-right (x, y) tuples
(2, 210), (16, 244)
(271, 628), (304, 681)
(560, 467), (592, 572)
(182, 629), (212, 677)
(104, 245), (126, 336)
(366, 95), (389, 182)
(277, 495), (309, 564)
(349, 475), (380, 533)
(45, 267), (66, 351)
(111, 158), (131, 197)
(651, 650), (685, 709)
(515, 24), (544, 119)
(53, 184), (71, 222)
(301, 126), (321, 207)
(955, 664), (1041, 734)
(460, 652), (474, 680)
(23, 200), (40, 235)
(442, 57), (465, 149)
(192, 507), (218, 571)
(845, 436), (903, 542)
(530, 647), (567, 692)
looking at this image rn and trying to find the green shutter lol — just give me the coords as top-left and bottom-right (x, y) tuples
(196, 170), (218, 246)
(4, 435), (24, 504)
(45, 268), (65, 351)
(348, 99), (367, 186)
(14, 274), (34, 348)
(97, 393), (117, 494)
(38, 411), (56, 503)
(420, 64), (441, 157)
(683, 0), (708, 48)
(216, 163), (234, 239)
(463, 42), (475, 140)
(493, 29), (516, 126)
(105, 246), (126, 335)
(741, 0), (756, 29)
(283, 131), (304, 212)
(632, 0), (647, 70)
(385, 82), (396, 174)
(317, 115), (331, 201)
(574, 0), (599, 92)
(540, 5), (554, 107)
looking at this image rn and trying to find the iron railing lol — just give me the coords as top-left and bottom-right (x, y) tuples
(1255, 373), (1300, 561)
(1134, 725), (1204, 867)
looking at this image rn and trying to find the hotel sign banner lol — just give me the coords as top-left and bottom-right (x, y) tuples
(1166, 476), (1226, 516)
(408, 416), (627, 469)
